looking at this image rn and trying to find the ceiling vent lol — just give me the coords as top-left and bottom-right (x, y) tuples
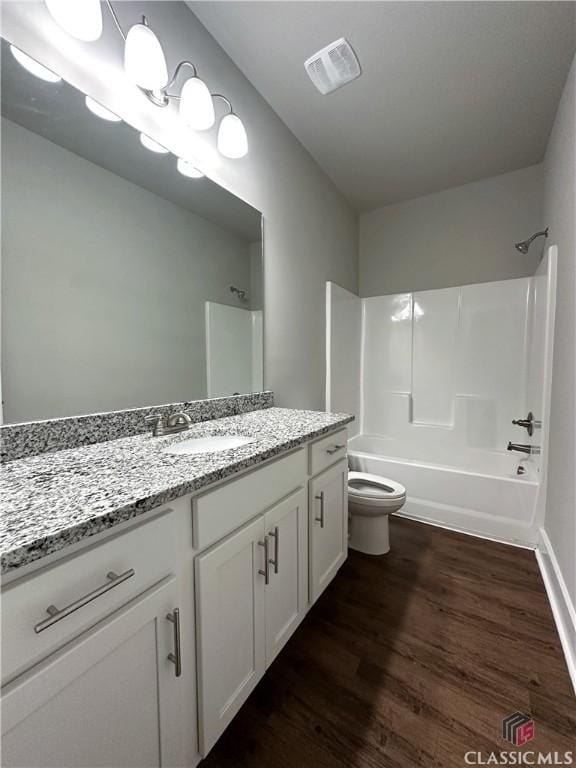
(304, 37), (361, 95)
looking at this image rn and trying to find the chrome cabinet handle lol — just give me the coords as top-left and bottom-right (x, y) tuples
(268, 526), (279, 574)
(326, 444), (345, 455)
(258, 538), (270, 584)
(167, 608), (182, 678)
(34, 569), (135, 634)
(315, 492), (325, 528)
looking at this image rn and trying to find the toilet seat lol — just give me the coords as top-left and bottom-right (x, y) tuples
(348, 471), (406, 502)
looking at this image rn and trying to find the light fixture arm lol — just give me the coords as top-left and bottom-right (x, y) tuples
(165, 61), (198, 91)
(139, 61), (202, 107)
(212, 94), (234, 114)
(104, 0), (126, 42)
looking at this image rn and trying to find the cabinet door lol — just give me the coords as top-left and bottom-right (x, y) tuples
(309, 459), (348, 604)
(264, 487), (308, 665)
(1, 578), (183, 768)
(195, 516), (266, 756)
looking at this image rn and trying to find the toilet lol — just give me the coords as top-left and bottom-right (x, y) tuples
(348, 471), (406, 555)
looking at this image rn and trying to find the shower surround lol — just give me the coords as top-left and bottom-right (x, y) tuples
(327, 249), (557, 546)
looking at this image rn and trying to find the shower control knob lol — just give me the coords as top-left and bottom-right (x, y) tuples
(511, 412), (541, 436)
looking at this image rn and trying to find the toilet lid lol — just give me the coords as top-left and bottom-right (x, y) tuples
(348, 471), (405, 500)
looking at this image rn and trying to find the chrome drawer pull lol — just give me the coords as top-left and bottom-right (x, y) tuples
(326, 444), (345, 455)
(315, 492), (325, 528)
(268, 526), (279, 574)
(167, 608), (182, 678)
(34, 568), (135, 634)
(258, 538), (270, 585)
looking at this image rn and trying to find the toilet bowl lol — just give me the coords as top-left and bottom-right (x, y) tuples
(348, 471), (406, 555)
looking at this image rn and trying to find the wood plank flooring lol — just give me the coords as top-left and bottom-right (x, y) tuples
(203, 518), (576, 767)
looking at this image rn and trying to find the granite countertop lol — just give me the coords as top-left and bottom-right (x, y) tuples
(1, 407), (353, 575)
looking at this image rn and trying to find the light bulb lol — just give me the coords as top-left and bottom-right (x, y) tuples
(176, 158), (205, 178)
(139, 133), (169, 154)
(45, 0), (102, 42)
(10, 46), (62, 83)
(85, 96), (121, 122)
(124, 22), (168, 91)
(179, 77), (215, 131)
(217, 113), (248, 159)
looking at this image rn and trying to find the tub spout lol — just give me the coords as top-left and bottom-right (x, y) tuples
(507, 442), (540, 455)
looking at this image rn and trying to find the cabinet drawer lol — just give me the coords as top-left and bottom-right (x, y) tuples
(1, 509), (176, 684)
(193, 449), (307, 550)
(309, 429), (348, 476)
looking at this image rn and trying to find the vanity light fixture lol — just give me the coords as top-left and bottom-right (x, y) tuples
(85, 96), (121, 122)
(217, 107), (249, 159)
(176, 158), (205, 178)
(124, 20), (168, 91)
(139, 133), (170, 153)
(44, 0), (249, 159)
(179, 72), (215, 131)
(45, 0), (103, 42)
(10, 46), (62, 83)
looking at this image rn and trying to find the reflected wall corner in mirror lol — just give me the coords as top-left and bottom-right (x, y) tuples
(0, 39), (264, 426)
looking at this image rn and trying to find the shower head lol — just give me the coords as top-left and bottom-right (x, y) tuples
(515, 228), (549, 254)
(230, 285), (248, 302)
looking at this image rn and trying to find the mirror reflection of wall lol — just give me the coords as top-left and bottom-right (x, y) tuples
(205, 302), (263, 398)
(0, 41), (263, 424)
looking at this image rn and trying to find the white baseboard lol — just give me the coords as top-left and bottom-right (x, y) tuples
(394, 509), (535, 550)
(536, 528), (576, 695)
(398, 497), (537, 549)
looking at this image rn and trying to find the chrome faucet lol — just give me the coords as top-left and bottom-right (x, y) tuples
(507, 442), (540, 455)
(146, 411), (193, 437)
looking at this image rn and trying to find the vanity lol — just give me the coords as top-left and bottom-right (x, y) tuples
(1, 405), (352, 767)
(0, 24), (353, 767)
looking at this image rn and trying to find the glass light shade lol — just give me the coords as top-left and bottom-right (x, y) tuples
(45, 0), (103, 42)
(10, 46), (62, 83)
(176, 158), (205, 178)
(139, 133), (169, 153)
(179, 77), (215, 131)
(85, 96), (121, 122)
(217, 113), (248, 159)
(124, 23), (168, 91)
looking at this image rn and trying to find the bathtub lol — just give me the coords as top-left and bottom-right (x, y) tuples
(347, 434), (539, 547)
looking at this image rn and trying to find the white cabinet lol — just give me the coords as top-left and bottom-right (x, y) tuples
(264, 487), (308, 665)
(195, 516), (267, 756)
(309, 459), (348, 603)
(195, 487), (309, 755)
(1, 430), (348, 766)
(1, 577), (184, 768)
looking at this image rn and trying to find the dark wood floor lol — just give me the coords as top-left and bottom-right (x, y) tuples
(203, 518), (576, 767)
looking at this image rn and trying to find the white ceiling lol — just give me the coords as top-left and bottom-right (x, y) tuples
(190, 1), (576, 211)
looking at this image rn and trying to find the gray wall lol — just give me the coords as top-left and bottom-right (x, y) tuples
(359, 164), (544, 296)
(2, 119), (253, 423)
(0, 2), (358, 412)
(542, 55), (576, 611)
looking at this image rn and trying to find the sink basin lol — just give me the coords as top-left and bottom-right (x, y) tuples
(162, 435), (254, 456)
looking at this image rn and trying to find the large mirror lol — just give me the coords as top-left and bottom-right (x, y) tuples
(0, 40), (263, 425)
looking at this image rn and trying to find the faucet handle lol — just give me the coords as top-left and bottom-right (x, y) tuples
(145, 414), (165, 436)
(511, 412), (541, 437)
